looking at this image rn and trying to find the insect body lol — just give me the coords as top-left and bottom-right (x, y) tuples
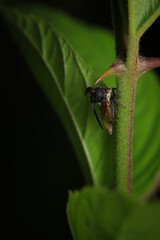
(85, 87), (126, 134)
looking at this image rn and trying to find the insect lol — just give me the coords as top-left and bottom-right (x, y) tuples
(85, 86), (126, 134)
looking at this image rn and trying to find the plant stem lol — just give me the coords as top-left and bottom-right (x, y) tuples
(116, 74), (135, 194)
(116, 72), (138, 194)
(116, 55), (160, 194)
(139, 57), (160, 76)
(109, 0), (160, 196)
(116, 1), (139, 195)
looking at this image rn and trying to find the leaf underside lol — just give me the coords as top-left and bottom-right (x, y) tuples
(67, 187), (160, 240)
(118, 202), (160, 240)
(67, 187), (135, 240)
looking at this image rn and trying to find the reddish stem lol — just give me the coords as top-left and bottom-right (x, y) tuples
(139, 56), (160, 76)
(127, 80), (137, 193)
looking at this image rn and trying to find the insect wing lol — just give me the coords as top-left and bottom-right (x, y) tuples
(101, 100), (114, 134)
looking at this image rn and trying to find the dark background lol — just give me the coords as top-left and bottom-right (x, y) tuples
(1, 0), (160, 239)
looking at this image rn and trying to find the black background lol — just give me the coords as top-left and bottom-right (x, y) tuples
(1, 0), (160, 239)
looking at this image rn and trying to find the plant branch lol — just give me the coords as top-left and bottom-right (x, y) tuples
(138, 56), (160, 76)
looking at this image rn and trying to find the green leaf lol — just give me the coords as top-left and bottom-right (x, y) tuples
(117, 0), (160, 38)
(67, 187), (135, 240)
(118, 202), (160, 240)
(133, 0), (160, 37)
(67, 187), (160, 240)
(133, 71), (160, 197)
(11, 4), (116, 81)
(1, 8), (115, 187)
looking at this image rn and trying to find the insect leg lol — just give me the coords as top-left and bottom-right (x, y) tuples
(114, 93), (123, 97)
(112, 88), (123, 97)
(91, 101), (103, 130)
(114, 98), (126, 108)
